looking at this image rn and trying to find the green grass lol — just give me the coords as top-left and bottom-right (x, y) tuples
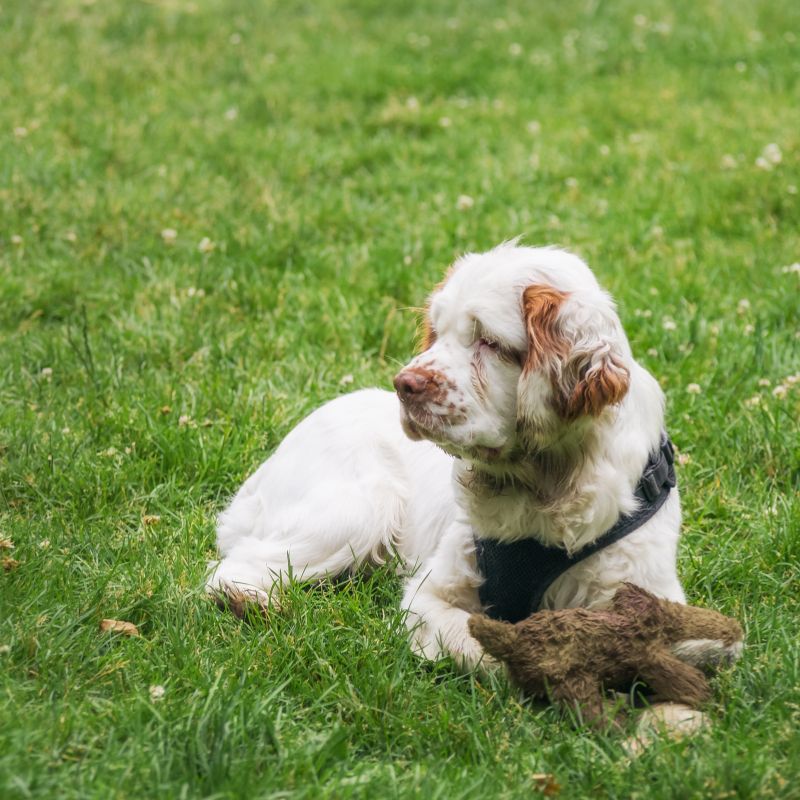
(1, 0), (799, 797)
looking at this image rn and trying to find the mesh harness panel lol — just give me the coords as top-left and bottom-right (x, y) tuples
(474, 433), (676, 623)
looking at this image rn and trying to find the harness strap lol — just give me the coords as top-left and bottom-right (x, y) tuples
(474, 433), (676, 623)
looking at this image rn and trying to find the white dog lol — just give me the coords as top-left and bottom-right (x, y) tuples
(207, 243), (736, 671)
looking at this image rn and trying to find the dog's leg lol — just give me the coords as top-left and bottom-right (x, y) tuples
(207, 479), (405, 613)
(401, 523), (493, 673)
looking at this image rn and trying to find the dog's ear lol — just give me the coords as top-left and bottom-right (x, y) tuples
(417, 263), (460, 353)
(521, 285), (571, 375)
(519, 284), (630, 421)
(561, 337), (630, 419)
(416, 306), (436, 353)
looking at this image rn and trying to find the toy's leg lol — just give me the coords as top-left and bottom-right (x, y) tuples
(637, 653), (711, 707)
(550, 675), (618, 730)
(672, 638), (743, 668)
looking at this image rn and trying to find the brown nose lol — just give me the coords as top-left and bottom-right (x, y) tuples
(393, 369), (429, 401)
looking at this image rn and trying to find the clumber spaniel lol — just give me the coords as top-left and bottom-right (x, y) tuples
(207, 243), (737, 671)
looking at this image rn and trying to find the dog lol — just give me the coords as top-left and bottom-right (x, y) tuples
(207, 242), (737, 671)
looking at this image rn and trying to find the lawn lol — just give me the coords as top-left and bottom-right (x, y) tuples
(1, 0), (799, 797)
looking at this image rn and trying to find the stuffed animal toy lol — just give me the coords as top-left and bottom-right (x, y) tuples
(468, 583), (743, 728)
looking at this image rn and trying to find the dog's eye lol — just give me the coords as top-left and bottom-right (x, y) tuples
(478, 337), (500, 352)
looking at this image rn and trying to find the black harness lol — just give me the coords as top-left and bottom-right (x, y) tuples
(474, 434), (676, 623)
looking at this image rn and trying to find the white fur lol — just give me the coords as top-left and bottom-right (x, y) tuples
(207, 243), (724, 671)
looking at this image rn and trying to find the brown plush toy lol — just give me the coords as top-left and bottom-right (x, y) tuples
(468, 583), (743, 728)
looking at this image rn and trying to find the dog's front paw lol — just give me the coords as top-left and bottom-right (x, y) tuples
(408, 611), (499, 675)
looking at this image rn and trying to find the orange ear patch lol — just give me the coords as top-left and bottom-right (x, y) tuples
(521, 285), (571, 374)
(416, 263), (459, 353)
(417, 310), (436, 352)
(566, 351), (630, 418)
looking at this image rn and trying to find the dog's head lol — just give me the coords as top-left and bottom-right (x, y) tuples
(393, 243), (631, 463)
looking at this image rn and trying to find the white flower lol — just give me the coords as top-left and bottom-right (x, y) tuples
(508, 42), (523, 56)
(40, 367), (53, 379)
(14, 126), (28, 138)
(735, 61), (747, 73)
(565, 177), (579, 189)
(438, 116), (452, 128)
(198, 237), (215, 253)
(403, 255), (412, 265)
(737, 298), (751, 315)
(763, 143), (782, 164)
(785, 374), (800, 386)
(710, 323), (720, 336)
(187, 287), (205, 298)
(720, 154), (737, 169)
(781, 263), (800, 274)
(647, 348), (658, 357)
(744, 395), (761, 408)
(224, 107), (238, 121)
(662, 318), (677, 331)
(64, 231), (77, 242)
(677, 453), (691, 466)
(149, 685), (166, 701)
(405, 96), (420, 111)
(161, 228), (177, 245)
(178, 415), (192, 427)
(339, 374), (354, 386)
(633, 14), (648, 27)
(456, 194), (474, 210)
(39, 539), (50, 549)
(650, 225), (664, 238)
(788, 185), (798, 195)
(755, 156), (772, 171)
(758, 378), (771, 387)
(229, 32), (242, 45)
(10, 234), (23, 246)
(743, 324), (755, 335)
(686, 383), (701, 394)
(0, 645), (10, 655)
(772, 385), (788, 398)
(599, 144), (611, 156)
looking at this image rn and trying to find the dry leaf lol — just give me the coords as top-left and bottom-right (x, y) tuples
(2, 557), (20, 572)
(99, 619), (140, 637)
(142, 515), (161, 526)
(0, 538), (14, 550)
(532, 773), (561, 796)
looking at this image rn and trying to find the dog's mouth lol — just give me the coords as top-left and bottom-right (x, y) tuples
(399, 405), (451, 442)
(400, 406), (504, 463)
